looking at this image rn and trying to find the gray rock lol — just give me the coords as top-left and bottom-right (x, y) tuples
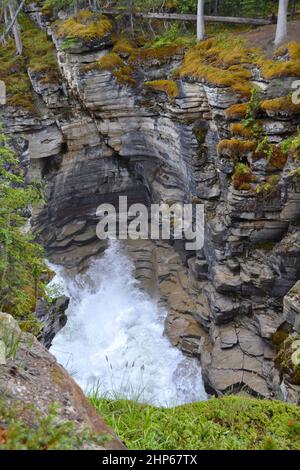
(0, 313), (125, 449)
(283, 281), (300, 333)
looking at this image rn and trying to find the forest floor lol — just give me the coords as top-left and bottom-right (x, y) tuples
(241, 21), (300, 57)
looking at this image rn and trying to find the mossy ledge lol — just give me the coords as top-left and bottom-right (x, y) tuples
(54, 10), (112, 41)
(0, 14), (60, 110)
(144, 80), (180, 99)
(261, 95), (300, 116)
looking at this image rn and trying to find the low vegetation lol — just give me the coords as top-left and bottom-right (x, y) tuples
(0, 131), (47, 335)
(232, 163), (253, 190)
(54, 10), (112, 42)
(225, 103), (249, 120)
(261, 42), (300, 79)
(92, 396), (300, 450)
(0, 400), (107, 450)
(275, 334), (300, 386)
(217, 139), (257, 159)
(0, 14), (59, 110)
(144, 80), (179, 98)
(179, 35), (254, 97)
(261, 95), (300, 115)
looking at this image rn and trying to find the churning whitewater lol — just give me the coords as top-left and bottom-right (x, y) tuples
(50, 241), (207, 406)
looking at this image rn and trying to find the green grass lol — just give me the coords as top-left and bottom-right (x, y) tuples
(91, 396), (300, 450)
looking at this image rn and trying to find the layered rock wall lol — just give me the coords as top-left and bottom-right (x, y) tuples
(2, 4), (300, 402)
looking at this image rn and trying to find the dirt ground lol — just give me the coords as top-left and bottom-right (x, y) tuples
(241, 21), (300, 56)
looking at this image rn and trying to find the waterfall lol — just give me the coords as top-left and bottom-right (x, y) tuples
(49, 241), (207, 407)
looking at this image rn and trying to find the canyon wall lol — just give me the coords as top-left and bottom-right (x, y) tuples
(2, 4), (300, 403)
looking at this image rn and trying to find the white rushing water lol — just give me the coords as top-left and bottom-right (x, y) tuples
(50, 241), (207, 407)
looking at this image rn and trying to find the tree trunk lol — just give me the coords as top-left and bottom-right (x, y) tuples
(197, 0), (205, 40)
(275, 0), (289, 46)
(127, 0), (134, 35)
(8, 1), (23, 55)
(0, 0), (25, 53)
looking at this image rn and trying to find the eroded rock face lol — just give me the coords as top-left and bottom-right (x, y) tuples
(2, 7), (300, 402)
(0, 313), (125, 450)
(283, 281), (300, 333)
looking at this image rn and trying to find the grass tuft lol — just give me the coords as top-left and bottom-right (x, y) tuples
(91, 396), (300, 450)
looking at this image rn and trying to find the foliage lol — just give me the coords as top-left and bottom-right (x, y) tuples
(0, 14), (59, 109)
(91, 395), (300, 450)
(0, 130), (46, 334)
(255, 175), (281, 198)
(147, 24), (195, 49)
(0, 400), (107, 450)
(276, 334), (300, 386)
(232, 163), (253, 190)
(281, 131), (300, 161)
(291, 339), (300, 367)
(33, 0), (286, 18)
(20, 15), (60, 80)
(243, 88), (262, 128)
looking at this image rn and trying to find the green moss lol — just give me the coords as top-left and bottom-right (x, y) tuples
(232, 163), (253, 190)
(0, 39), (33, 109)
(21, 15), (60, 81)
(261, 43), (300, 79)
(230, 123), (256, 138)
(179, 35), (256, 97)
(97, 52), (125, 71)
(281, 132), (300, 162)
(113, 38), (135, 56)
(91, 396), (300, 450)
(144, 80), (179, 99)
(0, 14), (60, 110)
(254, 137), (288, 170)
(255, 175), (281, 198)
(129, 45), (183, 66)
(217, 139), (257, 159)
(84, 52), (136, 86)
(261, 95), (300, 115)
(225, 103), (249, 120)
(54, 11), (112, 41)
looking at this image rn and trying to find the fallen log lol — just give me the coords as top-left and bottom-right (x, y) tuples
(102, 10), (272, 26)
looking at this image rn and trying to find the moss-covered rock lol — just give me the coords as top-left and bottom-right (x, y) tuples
(144, 80), (179, 99)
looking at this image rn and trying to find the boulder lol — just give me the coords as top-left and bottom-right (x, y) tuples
(0, 312), (125, 450)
